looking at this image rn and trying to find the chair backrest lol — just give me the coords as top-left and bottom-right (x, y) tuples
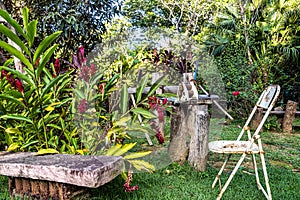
(237, 85), (280, 141)
(257, 85), (279, 109)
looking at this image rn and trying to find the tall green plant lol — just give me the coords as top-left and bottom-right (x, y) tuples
(0, 7), (76, 153)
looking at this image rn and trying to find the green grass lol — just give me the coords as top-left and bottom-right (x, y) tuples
(1, 121), (300, 199)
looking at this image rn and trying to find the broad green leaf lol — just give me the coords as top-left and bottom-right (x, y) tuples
(27, 20), (38, 47)
(46, 124), (62, 130)
(0, 9), (27, 39)
(35, 148), (59, 155)
(0, 66), (35, 87)
(131, 108), (157, 119)
(0, 41), (33, 70)
(111, 143), (136, 156)
(22, 7), (29, 31)
(90, 73), (104, 87)
(41, 70), (73, 97)
(0, 24), (30, 55)
(55, 77), (72, 95)
(23, 67), (36, 80)
(36, 44), (59, 79)
(20, 139), (39, 150)
(124, 151), (152, 159)
(105, 144), (122, 156)
(0, 114), (33, 124)
(7, 143), (19, 152)
(0, 94), (25, 108)
(3, 58), (14, 67)
(33, 31), (62, 64)
(106, 74), (119, 88)
(147, 75), (166, 97)
(127, 124), (156, 135)
(74, 89), (85, 99)
(120, 84), (128, 114)
(136, 74), (149, 103)
(129, 159), (155, 172)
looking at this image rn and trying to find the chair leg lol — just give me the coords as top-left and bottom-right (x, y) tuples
(258, 139), (272, 200)
(212, 155), (231, 189)
(252, 154), (261, 188)
(216, 153), (247, 200)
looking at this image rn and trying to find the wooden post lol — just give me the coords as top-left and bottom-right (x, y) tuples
(283, 100), (298, 133)
(251, 108), (263, 130)
(168, 106), (188, 163)
(188, 112), (210, 171)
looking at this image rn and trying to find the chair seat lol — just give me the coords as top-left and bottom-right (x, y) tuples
(208, 140), (259, 154)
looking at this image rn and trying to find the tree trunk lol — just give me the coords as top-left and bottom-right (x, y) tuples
(238, 0), (253, 66)
(283, 100), (298, 133)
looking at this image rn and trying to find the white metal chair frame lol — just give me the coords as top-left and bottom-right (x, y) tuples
(209, 85), (280, 200)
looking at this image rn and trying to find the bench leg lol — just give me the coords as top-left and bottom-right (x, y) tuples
(8, 177), (88, 200)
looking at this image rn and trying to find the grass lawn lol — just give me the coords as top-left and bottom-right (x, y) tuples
(0, 118), (299, 199)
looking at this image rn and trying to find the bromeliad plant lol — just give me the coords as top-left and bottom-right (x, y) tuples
(0, 7), (78, 153)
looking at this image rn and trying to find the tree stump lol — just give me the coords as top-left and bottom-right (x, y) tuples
(168, 103), (210, 171)
(188, 112), (210, 171)
(283, 100), (298, 133)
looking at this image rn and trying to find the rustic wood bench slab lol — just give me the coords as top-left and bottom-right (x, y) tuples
(0, 152), (125, 199)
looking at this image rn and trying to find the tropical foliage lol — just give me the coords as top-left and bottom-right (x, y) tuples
(1, 0), (123, 57)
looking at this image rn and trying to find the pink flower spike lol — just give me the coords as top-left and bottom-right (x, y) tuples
(78, 46), (85, 57)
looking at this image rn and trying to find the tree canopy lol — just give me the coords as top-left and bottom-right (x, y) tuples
(2, 0), (123, 57)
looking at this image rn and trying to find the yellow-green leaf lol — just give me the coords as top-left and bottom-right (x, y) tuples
(45, 102), (61, 111)
(35, 148), (59, 156)
(124, 151), (152, 159)
(113, 116), (131, 127)
(113, 143), (136, 156)
(7, 143), (19, 152)
(105, 144), (122, 156)
(76, 150), (84, 155)
(5, 128), (20, 134)
(129, 159), (155, 172)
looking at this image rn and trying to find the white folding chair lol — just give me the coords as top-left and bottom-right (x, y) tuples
(209, 85), (280, 200)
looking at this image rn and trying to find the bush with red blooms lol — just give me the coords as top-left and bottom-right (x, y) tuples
(148, 96), (168, 144)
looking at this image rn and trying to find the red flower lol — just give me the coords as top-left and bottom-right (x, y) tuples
(54, 58), (60, 76)
(78, 46), (84, 57)
(123, 169), (138, 192)
(78, 99), (88, 114)
(232, 91), (240, 96)
(156, 131), (165, 144)
(35, 57), (40, 67)
(15, 79), (24, 93)
(1, 70), (7, 78)
(76, 46), (86, 66)
(99, 83), (106, 94)
(162, 98), (168, 105)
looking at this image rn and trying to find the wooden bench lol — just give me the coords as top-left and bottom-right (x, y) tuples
(0, 152), (125, 200)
